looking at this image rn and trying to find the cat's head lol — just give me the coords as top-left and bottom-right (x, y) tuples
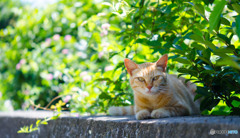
(124, 54), (168, 95)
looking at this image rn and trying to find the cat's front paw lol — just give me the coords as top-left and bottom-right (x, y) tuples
(136, 110), (150, 120)
(151, 108), (171, 118)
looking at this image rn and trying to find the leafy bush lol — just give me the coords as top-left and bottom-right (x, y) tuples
(0, 0), (240, 116)
(0, 0), (21, 29)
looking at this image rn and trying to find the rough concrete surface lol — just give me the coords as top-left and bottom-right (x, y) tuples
(0, 111), (239, 138)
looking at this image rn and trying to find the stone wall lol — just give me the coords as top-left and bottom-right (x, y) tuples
(0, 111), (239, 138)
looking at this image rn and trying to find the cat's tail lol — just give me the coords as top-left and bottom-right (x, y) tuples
(108, 106), (134, 115)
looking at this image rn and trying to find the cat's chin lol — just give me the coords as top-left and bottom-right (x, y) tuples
(144, 91), (159, 96)
(135, 90), (159, 96)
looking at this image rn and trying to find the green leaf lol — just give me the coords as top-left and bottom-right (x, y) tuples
(147, 40), (161, 47)
(202, 0), (214, 5)
(173, 57), (191, 64)
(90, 54), (98, 61)
(194, 4), (205, 17)
(221, 17), (230, 26)
(41, 121), (48, 125)
(95, 78), (113, 84)
(203, 41), (216, 50)
(99, 92), (111, 99)
(31, 128), (39, 132)
(112, 12), (122, 17)
(216, 34), (231, 44)
(29, 124), (33, 130)
(177, 68), (198, 77)
(191, 43), (205, 50)
(150, 2), (157, 6)
(187, 49), (196, 61)
(229, 96), (240, 108)
(194, 93), (203, 101)
(200, 97), (220, 111)
(190, 34), (205, 43)
(88, 22), (96, 32)
(197, 87), (210, 96)
(177, 68), (189, 74)
(211, 110), (230, 115)
(203, 32), (210, 41)
(109, 26), (121, 32)
(135, 38), (148, 45)
(92, 33), (101, 43)
(188, 70), (198, 77)
(102, 2), (112, 7)
(203, 65), (213, 70)
(214, 47), (234, 54)
(36, 120), (41, 126)
(109, 52), (119, 59)
(232, 4), (240, 14)
(201, 70), (215, 74)
(216, 57), (240, 69)
(114, 62), (124, 70)
(172, 49), (185, 55)
(51, 114), (60, 120)
(232, 100), (240, 107)
(209, 0), (227, 32)
(202, 49), (211, 60)
(235, 15), (240, 40)
(17, 126), (29, 133)
(172, 44), (182, 50)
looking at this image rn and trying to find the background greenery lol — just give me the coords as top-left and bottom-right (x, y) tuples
(0, 0), (240, 116)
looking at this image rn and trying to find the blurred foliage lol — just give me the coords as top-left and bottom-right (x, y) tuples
(0, 0), (21, 29)
(0, 0), (240, 116)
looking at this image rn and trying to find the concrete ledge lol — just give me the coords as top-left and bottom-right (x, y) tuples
(0, 111), (239, 138)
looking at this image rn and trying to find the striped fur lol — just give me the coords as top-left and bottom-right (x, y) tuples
(108, 54), (200, 120)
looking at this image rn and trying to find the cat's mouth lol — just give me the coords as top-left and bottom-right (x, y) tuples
(146, 90), (157, 95)
(145, 88), (167, 95)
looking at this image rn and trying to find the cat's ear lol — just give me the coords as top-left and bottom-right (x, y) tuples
(156, 54), (168, 72)
(124, 59), (138, 76)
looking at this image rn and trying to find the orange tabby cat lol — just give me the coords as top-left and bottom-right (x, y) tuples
(109, 54), (200, 120)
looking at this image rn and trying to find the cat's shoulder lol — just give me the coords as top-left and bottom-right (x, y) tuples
(167, 74), (181, 79)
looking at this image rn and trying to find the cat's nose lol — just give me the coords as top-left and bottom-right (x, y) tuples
(147, 85), (152, 90)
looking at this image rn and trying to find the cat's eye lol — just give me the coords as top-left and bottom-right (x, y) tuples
(153, 76), (160, 81)
(137, 77), (145, 82)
